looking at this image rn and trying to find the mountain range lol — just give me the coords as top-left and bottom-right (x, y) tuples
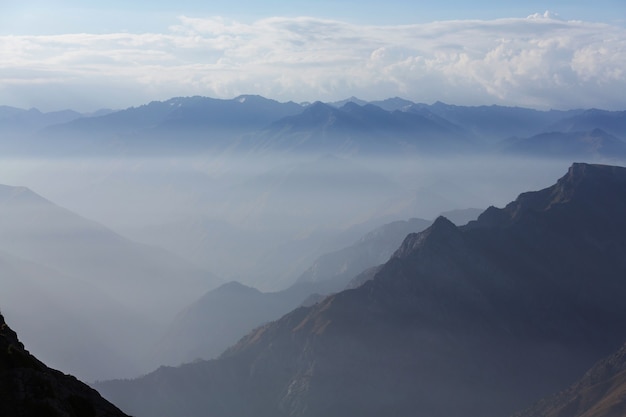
(501, 128), (626, 158)
(3, 95), (625, 159)
(95, 162), (626, 417)
(249, 101), (475, 155)
(4, 94), (626, 416)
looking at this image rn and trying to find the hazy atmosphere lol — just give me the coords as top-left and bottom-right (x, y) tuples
(1, 2), (626, 417)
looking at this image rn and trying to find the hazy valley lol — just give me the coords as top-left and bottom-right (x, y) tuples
(2, 95), (626, 416)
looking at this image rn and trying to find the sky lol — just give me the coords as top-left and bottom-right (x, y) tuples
(0, 1), (625, 111)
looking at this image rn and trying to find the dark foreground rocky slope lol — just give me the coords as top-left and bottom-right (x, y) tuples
(514, 341), (626, 417)
(0, 313), (128, 417)
(98, 163), (626, 417)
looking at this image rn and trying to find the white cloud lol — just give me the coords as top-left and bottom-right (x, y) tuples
(0, 14), (625, 111)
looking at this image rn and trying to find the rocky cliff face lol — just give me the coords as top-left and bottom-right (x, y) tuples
(98, 163), (626, 417)
(0, 313), (129, 417)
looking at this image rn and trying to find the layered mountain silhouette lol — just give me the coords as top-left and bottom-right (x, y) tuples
(251, 101), (474, 155)
(96, 163), (626, 417)
(514, 341), (626, 417)
(0, 184), (220, 380)
(7, 95), (622, 159)
(0, 312), (128, 417)
(501, 128), (626, 159)
(548, 109), (626, 140)
(152, 216), (438, 366)
(295, 217), (433, 288)
(0, 184), (219, 319)
(152, 281), (315, 367)
(39, 95), (302, 155)
(0, 247), (150, 383)
(0, 106), (83, 134)
(422, 101), (583, 142)
(129, 153), (406, 289)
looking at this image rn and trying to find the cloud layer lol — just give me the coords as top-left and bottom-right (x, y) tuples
(1, 13), (625, 110)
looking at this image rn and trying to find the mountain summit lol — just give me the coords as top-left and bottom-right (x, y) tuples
(98, 162), (626, 417)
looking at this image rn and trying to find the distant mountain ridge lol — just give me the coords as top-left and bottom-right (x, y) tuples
(152, 216), (436, 366)
(152, 209), (482, 368)
(0, 183), (221, 381)
(295, 217), (433, 287)
(501, 128), (626, 159)
(97, 163), (626, 417)
(0, 106), (83, 133)
(252, 101), (475, 155)
(3, 95), (624, 159)
(39, 95), (303, 155)
(548, 109), (626, 140)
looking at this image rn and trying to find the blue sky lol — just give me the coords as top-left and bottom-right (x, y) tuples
(0, 1), (625, 110)
(2, 1), (624, 32)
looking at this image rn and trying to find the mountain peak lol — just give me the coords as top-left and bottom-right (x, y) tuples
(565, 161), (626, 182)
(393, 216), (459, 259)
(0, 184), (51, 205)
(214, 281), (261, 295)
(329, 96), (368, 108)
(474, 163), (626, 228)
(298, 101), (338, 119)
(545, 162), (626, 209)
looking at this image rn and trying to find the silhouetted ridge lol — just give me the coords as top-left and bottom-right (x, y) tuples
(299, 101), (338, 121)
(0, 313), (129, 417)
(393, 216), (459, 258)
(213, 281), (262, 295)
(97, 163), (626, 417)
(473, 163), (626, 229)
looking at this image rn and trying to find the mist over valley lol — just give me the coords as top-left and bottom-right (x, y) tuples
(1, 94), (626, 417)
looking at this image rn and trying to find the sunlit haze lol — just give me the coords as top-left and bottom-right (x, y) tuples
(1, 3), (626, 417)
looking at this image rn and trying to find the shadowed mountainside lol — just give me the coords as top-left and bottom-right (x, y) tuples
(152, 216), (437, 366)
(153, 210), (482, 367)
(0, 313), (129, 417)
(96, 163), (626, 417)
(514, 342), (626, 417)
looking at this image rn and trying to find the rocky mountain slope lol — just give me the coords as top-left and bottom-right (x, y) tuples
(514, 342), (626, 417)
(96, 163), (626, 417)
(0, 312), (128, 417)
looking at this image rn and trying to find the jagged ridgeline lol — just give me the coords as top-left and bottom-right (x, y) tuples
(96, 162), (626, 417)
(0, 313), (129, 417)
